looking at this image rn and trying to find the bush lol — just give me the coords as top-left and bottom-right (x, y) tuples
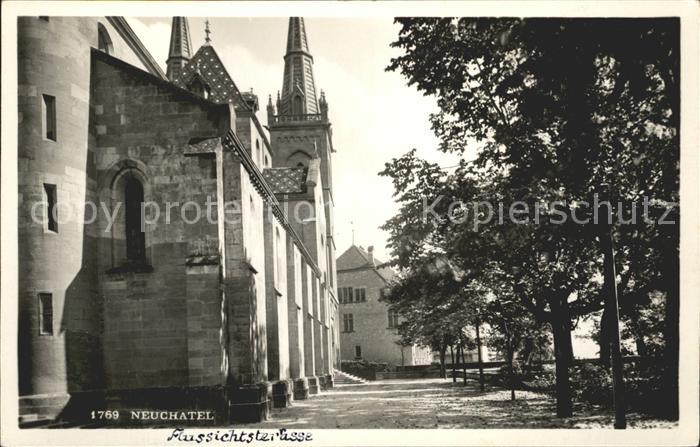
(526, 371), (556, 392)
(341, 360), (393, 381)
(490, 359), (672, 417)
(570, 363), (613, 405)
(569, 361), (671, 417)
(497, 361), (552, 390)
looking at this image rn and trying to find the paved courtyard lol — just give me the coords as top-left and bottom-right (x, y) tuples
(248, 378), (675, 429)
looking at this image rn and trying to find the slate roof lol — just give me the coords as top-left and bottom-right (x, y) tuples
(337, 244), (397, 284)
(174, 45), (249, 109)
(262, 167), (308, 194)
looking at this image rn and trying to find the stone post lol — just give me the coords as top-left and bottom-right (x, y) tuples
(287, 239), (308, 399)
(301, 260), (318, 394)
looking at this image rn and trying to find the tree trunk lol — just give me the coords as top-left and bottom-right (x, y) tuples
(507, 331), (515, 401)
(461, 344), (467, 384)
(599, 305), (611, 368)
(521, 337), (534, 375)
(476, 321), (485, 392)
(551, 295), (573, 417)
(439, 344), (447, 379)
(450, 345), (456, 383)
(459, 341), (466, 384)
(564, 319), (574, 362)
(525, 345), (535, 375)
(660, 67), (679, 420)
(662, 251), (679, 419)
(601, 222), (627, 429)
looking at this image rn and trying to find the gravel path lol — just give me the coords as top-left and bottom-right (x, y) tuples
(246, 378), (676, 429)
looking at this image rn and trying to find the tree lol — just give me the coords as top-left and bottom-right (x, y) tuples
(386, 17), (679, 418)
(381, 259), (470, 380)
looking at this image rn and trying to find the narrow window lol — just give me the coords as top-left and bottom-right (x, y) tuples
(42, 94), (56, 141)
(354, 345), (362, 359)
(124, 175), (145, 262)
(97, 23), (113, 54)
(388, 310), (399, 329)
(343, 313), (354, 332)
(292, 95), (303, 115)
(38, 293), (53, 335)
(44, 183), (58, 233)
(255, 140), (261, 166)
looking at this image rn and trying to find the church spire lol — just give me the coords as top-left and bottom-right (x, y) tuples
(166, 17), (192, 82)
(279, 17), (319, 117)
(286, 17), (310, 55)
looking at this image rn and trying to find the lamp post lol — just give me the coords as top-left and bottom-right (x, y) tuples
(598, 184), (626, 429)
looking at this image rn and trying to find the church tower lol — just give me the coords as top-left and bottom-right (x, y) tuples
(268, 17), (335, 188)
(166, 17), (192, 81)
(268, 16), (338, 359)
(279, 17), (319, 116)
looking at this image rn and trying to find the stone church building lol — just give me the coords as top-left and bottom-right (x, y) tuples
(17, 16), (339, 425)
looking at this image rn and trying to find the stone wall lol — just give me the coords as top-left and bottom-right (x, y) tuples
(286, 239), (305, 378)
(301, 261), (316, 376)
(17, 16), (340, 424)
(17, 16), (161, 397)
(264, 205), (290, 381)
(90, 51), (229, 389)
(236, 110), (274, 170)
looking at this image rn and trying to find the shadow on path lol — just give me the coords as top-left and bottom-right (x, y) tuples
(244, 378), (677, 429)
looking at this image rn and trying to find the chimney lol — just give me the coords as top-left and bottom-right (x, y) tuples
(367, 246), (374, 265)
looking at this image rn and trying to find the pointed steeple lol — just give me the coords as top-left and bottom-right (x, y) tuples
(286, 17), (310, 54)
(279, 17), (319, 117)
(166, 17), (192, 82)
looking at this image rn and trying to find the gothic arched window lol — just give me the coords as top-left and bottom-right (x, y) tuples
(97, 23), (113, 54)
(287, 150), (311, 168)
(124, 175), (145, 262)
(292, 95), (303, 115)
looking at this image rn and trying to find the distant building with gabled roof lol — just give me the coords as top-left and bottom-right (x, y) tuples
(337, 244), (432, 366)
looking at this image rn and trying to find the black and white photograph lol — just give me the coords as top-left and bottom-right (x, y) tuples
(1, 1), (698, 446)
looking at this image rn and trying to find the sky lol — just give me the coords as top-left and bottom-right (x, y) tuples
(128, 16), (462, 263)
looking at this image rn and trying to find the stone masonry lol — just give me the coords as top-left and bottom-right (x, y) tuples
(17, 16), (338, 425)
